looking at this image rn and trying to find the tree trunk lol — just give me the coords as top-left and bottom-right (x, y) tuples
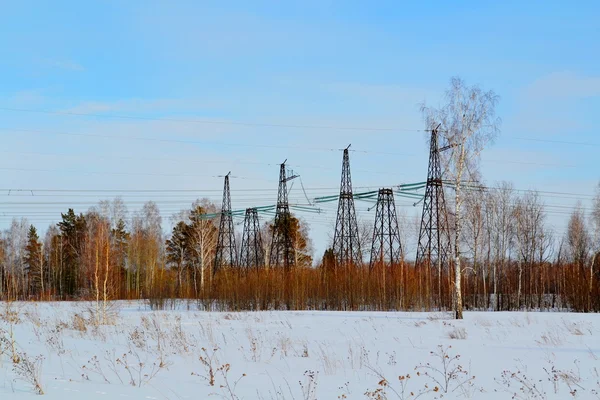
(454, 144), (466, 320)
(40, 244), (45, 301)
(517, 259), (522, 310)
(103, 238), (110, 325)
(590, 252), (596, 312)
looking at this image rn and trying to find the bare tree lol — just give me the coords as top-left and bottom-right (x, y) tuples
(86, 212), (112, 325)
(489, 182), (515, 311)
(99, 197), (129, 229)
(591, 183), (600, 306)
(3, 218), (30, 299)
(593, 183), (600, 240)
(421, 77), (500, 319)
(128, 202), (163, 298)
(513, 191), (546, 309)
(357, 218), (373, 265)
(567, 203), (590, 268)
(463, 187), (485, 308)
(591, 182), (600, 265)
(567, 202), (591, 310)
(187, 199), (219, 293)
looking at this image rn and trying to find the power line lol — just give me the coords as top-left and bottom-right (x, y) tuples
(1, 108), (597, 148)
(1, 127), (593, 171)
(0, 186), (383, 194)
(0, 128), (351, 153)
(512, 137), (600, 148)
(0, 149), (407, 176)
(0, 107), (426, 132)
(0, 166), (272, 181)
(0, 127), (421, 157)
(5, 134), (590, 176)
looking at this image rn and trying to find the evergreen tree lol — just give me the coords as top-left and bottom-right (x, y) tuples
(166, 221), (188, 297)
(58, 209), (87, 297)
(111, 218), (130, 280)
(24, 225), (43, 296)
(321, 248), (335, 272)
(269, 215), (313, 268)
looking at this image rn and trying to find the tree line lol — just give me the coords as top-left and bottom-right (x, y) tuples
(0, 180), (598, 312)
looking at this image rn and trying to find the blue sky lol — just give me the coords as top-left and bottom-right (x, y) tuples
(0, 0), (599, 258)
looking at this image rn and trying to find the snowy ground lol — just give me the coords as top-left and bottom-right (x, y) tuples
(1, 302), (599, 399)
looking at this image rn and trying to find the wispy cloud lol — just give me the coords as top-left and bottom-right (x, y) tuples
(6, 89), (46, 106)
(60, 98), (217, 115)
(324, 82), (438, 106)
(524, 72), (600, 100)
(505, 72), (598, 136)
(40, 58), (85, 72)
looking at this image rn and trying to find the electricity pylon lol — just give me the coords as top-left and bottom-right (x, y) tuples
(369, 189), (402, 268)
(415, 128), (452, 308)
(269, 161), (298, 269)
(239, 208), (264, 270)
(214, 172), (238, 273)
(332, 145), (362, 267)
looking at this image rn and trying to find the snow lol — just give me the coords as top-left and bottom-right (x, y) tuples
(1, 301), (599, 399)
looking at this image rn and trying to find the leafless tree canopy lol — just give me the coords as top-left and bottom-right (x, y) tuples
(421, 76), (501, 182)
(567, 202), (590, 268)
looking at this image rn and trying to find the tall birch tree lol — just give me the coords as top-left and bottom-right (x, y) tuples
(421, 77), (500, 319)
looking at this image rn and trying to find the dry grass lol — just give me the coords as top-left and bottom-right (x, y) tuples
(562, 319), (593, 336)
(428, 312), (453, 321)
(536, 328), (565, 347)
(12, 352), (45, 395)
(474, 317), (493, 327)
(317, 344), (341, 375)
(447, 327), (468, 340)
(71, 313), (87, 332)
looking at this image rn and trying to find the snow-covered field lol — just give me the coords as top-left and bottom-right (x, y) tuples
(1, 302), (599, 399)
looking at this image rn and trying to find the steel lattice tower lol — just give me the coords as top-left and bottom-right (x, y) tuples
(269, 161), (298, 270)
(415, 129), (452, 309)
(415, 129), (452, 273)
(369, 189), (403, 268)
(332, 145), (362, 267)
(239, 208), (265, 270)
(214, 172), (238, 273)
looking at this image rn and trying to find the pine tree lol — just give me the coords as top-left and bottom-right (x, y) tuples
(111, 218), (130, 295)
(24, 225), (44, 297)
(321, 248), (335, 272)
(269, 215), (313, 268)
(58, 209), (87, 297)
(166, 221), (189, 297)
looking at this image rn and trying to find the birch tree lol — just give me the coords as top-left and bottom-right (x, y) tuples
(567, 203), (590, 269)
(567, 202), (591, 310)
(591, 183), (600, 284)
(487, 183), (515, 310)
(421, 77), (500, 319)
(187, 200), (219, 294)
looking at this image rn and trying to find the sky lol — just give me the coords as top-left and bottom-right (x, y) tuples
(0, 0), (599, 259)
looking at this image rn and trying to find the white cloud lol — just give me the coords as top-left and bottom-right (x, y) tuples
(60, 98), (218, 115)
(40, 58), (85, 72)
(324, 82), (439, 106)
(524, 72), (600, 100)
(7, 89), (46, 106)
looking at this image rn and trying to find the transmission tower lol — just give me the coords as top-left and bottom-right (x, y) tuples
(239, 208), (265, 270)
(269, 160), (298, 269)
(369, 189), (403, 268)
(415, 129), (452, 307)
(332, 144), (362, 267)
(214, 172), (238, 273)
